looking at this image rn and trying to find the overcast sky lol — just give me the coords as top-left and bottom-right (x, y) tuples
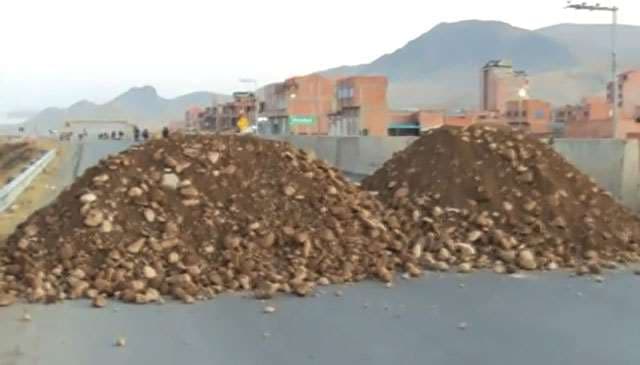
(0, 0), (638, 119)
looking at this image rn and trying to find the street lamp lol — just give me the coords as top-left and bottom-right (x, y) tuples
(238, 78), (260, 132)
(566, 1), (619, 138)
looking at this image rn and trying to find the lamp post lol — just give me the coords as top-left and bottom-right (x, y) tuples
(239, 78), (259, 132)
(517, 87), (529, 130)
(566, 1), (619, 138)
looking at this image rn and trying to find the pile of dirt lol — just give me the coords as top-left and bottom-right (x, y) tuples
(0, 135), (417, 306)
(363, 125), (640, 274)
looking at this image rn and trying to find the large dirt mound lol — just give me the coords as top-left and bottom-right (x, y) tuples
(363, 125), (640, 273)
(0, 135), (415, 306)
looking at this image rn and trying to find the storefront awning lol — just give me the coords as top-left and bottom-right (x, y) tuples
(388, 123), (420, 130)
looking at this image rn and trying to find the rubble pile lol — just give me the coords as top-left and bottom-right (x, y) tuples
(0, 135), (419, 306)
(363, 125), (640, 274)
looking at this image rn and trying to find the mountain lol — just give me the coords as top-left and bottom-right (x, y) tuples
(325, 21), (576, 81)
(23, 86), (229, 132)
(321, 20), (640, 110)
(537, 23), (640, 68)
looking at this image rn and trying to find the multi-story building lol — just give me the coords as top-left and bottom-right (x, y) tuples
(198, 92), (257, 132)
(504, 99), (552, 136)
(607, 70), (640, 119)
(260, 75), (335, 135)
(329, 76), (389, 136)
(185, 106), (204, 129)
(481, 60), (528, 115)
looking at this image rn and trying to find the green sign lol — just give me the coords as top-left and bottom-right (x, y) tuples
(288, 115), (316, 125)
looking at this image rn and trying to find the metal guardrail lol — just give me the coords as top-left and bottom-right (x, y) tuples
(0, 149), (56, 212)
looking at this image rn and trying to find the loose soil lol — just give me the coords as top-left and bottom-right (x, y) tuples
(363, 125), (640, 274)
(0, 134), (417, 306)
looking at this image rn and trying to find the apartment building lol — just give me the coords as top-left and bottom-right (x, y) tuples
(481, 60), (528, 115)
(329, 76), (389, 136)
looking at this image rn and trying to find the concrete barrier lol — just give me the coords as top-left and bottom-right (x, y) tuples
(262, 135), (640, 211)
(0, 149), (56, 212)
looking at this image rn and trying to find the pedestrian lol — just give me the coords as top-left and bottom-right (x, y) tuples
(162, 127), (170, 138)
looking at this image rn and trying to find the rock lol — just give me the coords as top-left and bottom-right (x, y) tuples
(127, 238), (146, 254)
(317, 277), (331, 286)
(455, 243), (476, 259)
(437, 248), (452, 261)
(20, 312), (32, 322)
(128, 187), (144, 197)
(263, 305), (276, 314)
(93, 295), (108, 308)
(493, 263), (506, 274)
(0, 292), (16, 306)
(92, 174), (110, 184)
(143, 266), (157, 279)
(143, 209), (156, 223)
(207, 152), (221, 164)
(17, 239), (29, 250)
(517, 250), (537, 270)
(179, 187), (199, 197)
(283, 186), (296, 196)
(168, 252), (180, 264)
(467, 230), (483, 242)
(83, 209), (104, 227)
(80, 193), (98, 203)
(100, 220), (113, 233)
(223, 235), (241, 249)
(498, 250), (516, 263)
(393, 187), (410, 199)
(255, 281), (278, 299)
(458, 263), (473, 273)
(406, 262), (422, 277)
(115, 337), (126, 347)
(161, 173), (180, 190)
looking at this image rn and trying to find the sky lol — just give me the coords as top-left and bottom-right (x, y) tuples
(0, 0), (638, 121)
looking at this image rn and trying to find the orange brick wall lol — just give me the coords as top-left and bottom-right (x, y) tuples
(335, 76), (389, 136)
(287, 75), (335, 135)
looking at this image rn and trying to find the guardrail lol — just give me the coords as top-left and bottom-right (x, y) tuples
(0, 149), (56, 212)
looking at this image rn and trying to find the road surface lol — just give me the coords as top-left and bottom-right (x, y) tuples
(1, 139), (639, 365)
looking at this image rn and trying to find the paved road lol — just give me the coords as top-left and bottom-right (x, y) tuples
(1, 272), (639, 365)
(2, 139), (640, 364)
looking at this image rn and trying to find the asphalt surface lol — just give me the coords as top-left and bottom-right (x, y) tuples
(1, 272), (639, 365)
(1, 139), (640, 365)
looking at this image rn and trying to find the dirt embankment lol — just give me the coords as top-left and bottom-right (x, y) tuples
(363, 125), (640, 274)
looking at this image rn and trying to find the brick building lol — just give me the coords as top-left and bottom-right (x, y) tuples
(199, 92), (257, 132)
(504, 99), (552, 136)
(185, 106), (204, 129)
(607, 70), (640, 119)
(481, 60), (528, 115)
(387, 109), (499, 136)
(329, 76), (389, 136)
(261, 75), (335, 135)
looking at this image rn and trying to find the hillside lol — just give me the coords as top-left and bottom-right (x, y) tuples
(23, 86), (229, 132)
(536, 23), (640, 68)
(321, 20), (640, 110)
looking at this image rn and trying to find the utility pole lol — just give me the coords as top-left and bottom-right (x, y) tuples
(566, 1), (619, 138)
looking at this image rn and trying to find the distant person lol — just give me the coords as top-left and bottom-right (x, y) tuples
(118, 131), (124, 140)
(111, 131), (116, 140)
(162, 127), (170, 139)
(133, 126), (140, 141)
(142, 129), (149, 140)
